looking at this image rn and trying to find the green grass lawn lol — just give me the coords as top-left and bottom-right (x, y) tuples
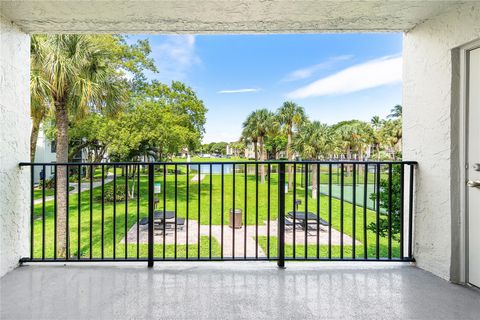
(33, 186), (74, 200)
(32, 169), (400, 260)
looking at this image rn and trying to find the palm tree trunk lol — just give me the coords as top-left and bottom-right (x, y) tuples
(259, 136), (265, 184)
(30, 119), (41, 162)
(287, 132), (293, 190)
(253, 141), (258, 161)
(129, 165), (136, 198)
(346, 149), (351, 176)
(55, 102), (69, 258)
(311, 163), (318, 199)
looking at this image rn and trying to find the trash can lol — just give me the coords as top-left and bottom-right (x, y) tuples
(229, 208), (242, 229)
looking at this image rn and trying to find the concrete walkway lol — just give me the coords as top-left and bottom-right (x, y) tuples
(33, 175), (113, 205)
(191, 174), (205, 182)
(122, 220), (360, 258)
(1, 263), (479, 319)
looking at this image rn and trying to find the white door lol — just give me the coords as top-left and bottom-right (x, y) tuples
(467, 47), (480, 288)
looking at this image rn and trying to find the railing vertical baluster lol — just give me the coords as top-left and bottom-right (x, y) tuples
(255, 163), (259, 259)
(137, 164), (140, 260)
(209, 163), (212, 260)
(340, 163), (344, 259)
(277, 163), (285, 268)
(221, 164), (224, 259)
(89, 164), (93, 259)
(113, 165), (117, 259)
(30, 166), (34, 259)
(232, 163), (236, 260)
(267, 164), (271, 259)
(101, 165), (105, 259)
(42, 164), (46, 260)
(400, 163), (405, 260)
(352, 163), (356, 259)
(147, 163), (154, 267)
(304, 163), (308, 259)
(162, 164), (168, 260)
(293, 163), (297, 259)
(164, 164), (167, 260)
(54, 165), (57, 260)
(244, 163), (247, 260)
(316, 163), (320, 259)
(375, 163), (381, 260)
(125, 165), (128, 259)
(328, 164), (332, 259)
(388, 164), (393, 260)
(186, 164), (189, 259)
(77, 164), (81, 260)
(66, 165), (70, 260)
(174, 164), (178, 260)
(363, 164), (368, 259)
(408, 165), (414, 260)
(197, 164), (200, 260)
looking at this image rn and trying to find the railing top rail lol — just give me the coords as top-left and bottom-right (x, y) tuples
(19, 160), (418, 166)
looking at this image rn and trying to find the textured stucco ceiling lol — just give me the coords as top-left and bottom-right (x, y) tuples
(0, 0), (465, 34)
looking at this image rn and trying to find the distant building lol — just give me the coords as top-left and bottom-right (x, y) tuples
(33, 128), (56, 184)
(225, 144), (234, 156)
(244, 143), (256, 159)
(33, 126), (88, 184)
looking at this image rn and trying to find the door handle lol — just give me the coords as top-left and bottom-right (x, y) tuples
(467, 180), (480, 188)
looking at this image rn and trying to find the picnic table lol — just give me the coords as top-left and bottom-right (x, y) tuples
(150, 211), (185, 233)
(287, 211), (329, 230)
(154, 210), (175, 221)
(139, 211), (185, 232)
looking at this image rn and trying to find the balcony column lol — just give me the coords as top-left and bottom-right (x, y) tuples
(0, 15), (31, 277)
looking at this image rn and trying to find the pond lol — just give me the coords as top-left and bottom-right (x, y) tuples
(186, 163), (264, 174)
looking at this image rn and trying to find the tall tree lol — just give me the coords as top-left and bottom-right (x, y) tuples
(31, 35), (129, 257)
(293, 121), (333, 198)
(371, 116), (384, 160)
(388, 104), (402, 119)
(277, 101), (307, 189)
(242, 113), (260, 160)
(30, 36), (52, 162)
(242, 109), (278, 182)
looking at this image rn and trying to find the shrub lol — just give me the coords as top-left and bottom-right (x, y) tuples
(367, 165), (402, 240)
(95, 185), (126, 202)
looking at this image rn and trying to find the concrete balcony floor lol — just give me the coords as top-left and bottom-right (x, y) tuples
(1, 262), (479, 319)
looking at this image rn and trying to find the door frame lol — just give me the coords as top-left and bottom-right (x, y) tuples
(459, 40), (480, 285)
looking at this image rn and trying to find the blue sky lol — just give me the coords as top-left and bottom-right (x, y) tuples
(126, 34), (403, 143)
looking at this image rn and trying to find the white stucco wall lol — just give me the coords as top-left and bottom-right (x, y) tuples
(0, 15), (31, 277)
(403, 3), (480, 281)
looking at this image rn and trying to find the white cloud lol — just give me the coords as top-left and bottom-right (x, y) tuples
(150, 35), (200, 81)
(282, 55), (352, 82)
(217, 88), (260, 94)
(287, 56), (402, 99)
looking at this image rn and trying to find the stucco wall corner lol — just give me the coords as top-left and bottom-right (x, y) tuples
(0, 15), (31, 277)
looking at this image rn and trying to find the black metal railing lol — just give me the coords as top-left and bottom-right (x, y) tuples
(20, 160), (417, 266)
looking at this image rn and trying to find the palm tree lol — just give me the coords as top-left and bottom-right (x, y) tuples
(292, 121), (333, 198)
(241, 114), (260, 160)
(380, 119), (402, 159)
(388, 104), (402, 119)
(277, 101), (307, 189)
(32, 35), (125, 257)
(30, 36), (52, 162)
(370, 116), (383, 160)
(243, 109), (277, 183)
